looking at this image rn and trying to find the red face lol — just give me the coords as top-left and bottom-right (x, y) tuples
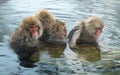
(95, 27), (102, 38)
(29, 25), (39, 39)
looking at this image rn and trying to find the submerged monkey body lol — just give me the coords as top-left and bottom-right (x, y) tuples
(9, 16), (43, 67)
(68, 16), (104, 48)
(35, 9), (67, 46)
(10, 27), (40, 53)
(77, 22), (97, 45)
(9, 9), (67, 67)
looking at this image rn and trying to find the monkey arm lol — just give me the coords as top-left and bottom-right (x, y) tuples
(67, 26), (81, 48)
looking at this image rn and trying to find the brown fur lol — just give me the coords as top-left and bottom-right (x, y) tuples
(51, 19), (66, 39)
(68, 16), (104, 48)
(85, 16), (104, 35)
(34, 9), (56, 31)
(9, 16), (43, 67)
(39, 19), (67, 46)
(10, 16), (43, 47)
(34, 9), (67, 46)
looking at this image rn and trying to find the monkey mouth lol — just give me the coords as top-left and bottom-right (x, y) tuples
(32, 31), (39, 40)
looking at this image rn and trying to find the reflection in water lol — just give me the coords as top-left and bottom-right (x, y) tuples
(74, 44), (101, 62)
(46, 47), (64, 58)
(19, 50), (40, 68)
(36, 46), (85, 74)
(20, 46), (65, 68)
(40, 46), (65, 59)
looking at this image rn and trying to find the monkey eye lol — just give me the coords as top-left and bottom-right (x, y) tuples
(29, 25), (38, 28)
(34, 25), (38, 28)
(96, 27), (101, 29)
(30, 26), (33, 28)
(96, 27), (102, 31)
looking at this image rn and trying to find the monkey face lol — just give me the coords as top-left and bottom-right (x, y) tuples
(20, 16), (43, 40)
(29, 25), (39, 39)
(95, 27), (102, 38)
(68, 16), (104, 48)
(86, 16), (104, 38)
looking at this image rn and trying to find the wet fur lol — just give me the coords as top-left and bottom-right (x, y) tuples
(34, 9), (56, 31)
(9, 16), (43, 66)
(68, 16), (104, 48)
(35, 9), (67, 46)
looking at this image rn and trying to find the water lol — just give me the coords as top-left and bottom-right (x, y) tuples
(0, 0), (120, 75)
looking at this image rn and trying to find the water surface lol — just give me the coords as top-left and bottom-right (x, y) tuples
(0, 0), (120, 75)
